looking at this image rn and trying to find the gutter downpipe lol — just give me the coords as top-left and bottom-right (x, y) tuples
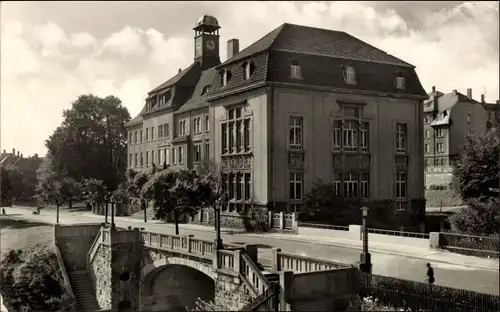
(269, 85), (276, 212)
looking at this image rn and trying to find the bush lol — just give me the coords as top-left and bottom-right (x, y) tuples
(428, 184), (448, 190)
(449, 197), (500, 235)
(0, 244), (73, 311)
(361, 296), (416, 311)
(244, 209), (269, 233)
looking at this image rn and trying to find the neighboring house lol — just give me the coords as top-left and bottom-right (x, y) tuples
(126, 15), (428, 230)
(0, 148), (42, 200)
(481, 95), (500, 130)
(423, 87), (498, 187)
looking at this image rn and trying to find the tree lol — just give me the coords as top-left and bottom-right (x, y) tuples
(0, 245), (71, 311)
(303, 179), (360, 225)
(45, 94), (131, 191)
(0, 165), (24, 204)
(81, 178), (107, 206)
(449, 197), (500, 235)
(452, 130), (500, 201)
(58, 177), (81, 208)
(141, 169), (209, 235)
(196, 160), (224, 211)
(35, 156), (61, 205)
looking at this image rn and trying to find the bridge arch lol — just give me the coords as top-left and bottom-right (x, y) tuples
(140, 256), (216, 311)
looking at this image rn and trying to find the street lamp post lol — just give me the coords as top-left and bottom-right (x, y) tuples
(110, 199), (116, 230)
(214, 192), (226, 250)
(143, 198), (147, 223)
(56, 198), (60, 224)
(105, 194), (109, 225)
(359, 206), (372, 274)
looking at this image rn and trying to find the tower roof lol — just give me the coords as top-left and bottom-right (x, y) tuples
(194, 15), (220, 30)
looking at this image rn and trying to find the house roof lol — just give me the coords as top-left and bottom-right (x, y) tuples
(219, 23), (413, 68)
(175, 67), (217, 113)
(426, 90), (478, 112)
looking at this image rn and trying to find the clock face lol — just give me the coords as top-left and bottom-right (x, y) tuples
(206, 40), (216, 51)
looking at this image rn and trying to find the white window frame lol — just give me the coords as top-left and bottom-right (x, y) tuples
(134, 131), (138, 144)
(437, 142), (444, 153)
(289, 116), (303, 150)
(204, 142), (210, 160)
(332, 120), (342, 152)
(172, 148), (176, 164)
(204, 114), (210, 132)
(179, 120), (186, 136)
(151, 150), (155, 166)
(193, 144), (201, 163)
(145, 128), (149, 141)
(437, 128), (444, 138)
(360, 173), (369, 199)
(360, 122), (368, 152)
(164, 148), (170, 165)
(178, 146), (184, 164)
(222, 70), (228, 86)
(151, 127), (155, 140)
(140, 130), (143, 143)
(333, 173), (342, 196)
(396, 76), (405, 89)
(343, 120), (358, 152)
(466, 114), (472, 123)
(395, 172), (407, 210)
(158, 125), (163, 139)
(134, 153), (138, 167)
(289, 171), (303, 200)
(424, 144), (430, 154)
(244, 62), (251, 80)
(345, 66), (356, 84)
(165, 123), (170, 138)
(145, 151), (149, 167)
(140, 152), (144, 167)
(221, 106), (251, 155)
(396, 123), (407, 153)
(425, 129), (430, 139)
(343, 172), (359, 199)
(290, 63), (302, 79)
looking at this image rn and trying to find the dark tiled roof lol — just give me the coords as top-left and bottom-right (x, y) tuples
(482, 103), (500, 111)
(271, 23), (414, 67)
(267, 50), (426, 97)
(426, 90), (479, 112)
(149, 63), (199, 93)
(176, 67), (217, 113)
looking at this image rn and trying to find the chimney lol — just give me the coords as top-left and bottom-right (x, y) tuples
(34, 153), (38, 159)
(227, 39), (240, 60)
(497, 100), (499, 104)
(21, 154), (23, 158)
(17, 151), (20, 157)
(432, 86), (436, 93)
(467, 88), (472, 99)
(2, 149), (5, 154)
(452, 89), (457, 96)
(12, 148), (15, 155)
(481, 94), (485, 103)
(178, 68), (181, 74)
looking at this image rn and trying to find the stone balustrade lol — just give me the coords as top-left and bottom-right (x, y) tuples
(270, 248), (351, 273)
(140, 230), (216, 258)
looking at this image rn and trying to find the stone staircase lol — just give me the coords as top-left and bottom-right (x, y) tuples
(67, 271), (100, 312)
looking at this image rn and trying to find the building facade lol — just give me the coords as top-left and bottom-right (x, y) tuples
(125, 15), (428, 228)
(423, 87), (499, 187)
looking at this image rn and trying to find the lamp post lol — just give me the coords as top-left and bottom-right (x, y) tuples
(104, 193), (110, 225)
(56, 198), (60, 224)
(143, 197), (147, 223)
(214, 192), (227, 250)
(110, 198), (116, 230)
(359, 206), (372, 274)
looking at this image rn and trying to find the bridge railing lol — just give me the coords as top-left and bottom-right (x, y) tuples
(140, 230), (216, 257)
(240, 251), (271, 295)
(270, 248), (351, 273)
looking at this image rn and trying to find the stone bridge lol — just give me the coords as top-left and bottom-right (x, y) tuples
(54, 224), (361, 312)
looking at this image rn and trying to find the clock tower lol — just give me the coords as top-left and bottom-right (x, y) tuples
(193, 15), (221, 68)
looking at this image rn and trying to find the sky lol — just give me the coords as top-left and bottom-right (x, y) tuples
(1, 1), (499, 156)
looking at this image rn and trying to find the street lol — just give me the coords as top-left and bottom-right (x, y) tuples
(3, 206), (499, 295)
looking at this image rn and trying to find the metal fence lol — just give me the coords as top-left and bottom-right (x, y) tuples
(367, 228), (429, 239)
(240, 283), (279, 312)
(297, 222), (349, 231)
(359, 272), (500, 312)
(441, 232), (500, 259)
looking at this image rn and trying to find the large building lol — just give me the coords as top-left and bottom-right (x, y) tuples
(423, 87), (499, 187)
(125, 15), (428, 228)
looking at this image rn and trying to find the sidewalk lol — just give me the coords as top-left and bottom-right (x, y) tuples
(7, 206), (499, 271)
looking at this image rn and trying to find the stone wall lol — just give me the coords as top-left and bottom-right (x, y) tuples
(214, 272), (252, 311)
(190, 206), (270, 230)
(54, 223), (101, 272)
(90, 244), (112, 309)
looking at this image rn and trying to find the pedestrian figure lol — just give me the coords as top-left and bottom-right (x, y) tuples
(1, 208), (5, 215)
(426, 263), (435, 285)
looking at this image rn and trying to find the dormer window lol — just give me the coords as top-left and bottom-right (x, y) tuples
(242, 61), (255, 80)
(201, 85), (210, 96)
(290, 60), (302, 79)
(159, 90), (171, 107)
(221, 70), (232, 87)
(342, 65), (356, 84)
(395, 73), (405, 89)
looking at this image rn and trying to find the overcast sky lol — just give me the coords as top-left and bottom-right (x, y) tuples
(1, 1), (499, 156)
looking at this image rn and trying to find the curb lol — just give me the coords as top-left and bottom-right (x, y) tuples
(242, 233), (500, 272)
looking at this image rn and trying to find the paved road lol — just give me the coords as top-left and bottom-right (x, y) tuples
(4, 207), (499, 295)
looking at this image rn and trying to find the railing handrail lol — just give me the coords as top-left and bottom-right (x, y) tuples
(278, 251), (351, 268)
(441, 231), (500, 240)
(53, 244), (76, 311)
(86, 228), (103, 271)
(366, 227), (429, 239)
(241, 251), (271, 293)
(297, 222), (349, 231)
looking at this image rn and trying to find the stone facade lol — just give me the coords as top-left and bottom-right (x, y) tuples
(90, 245), (112, 309)
(214, 272), (252, 311)
(190, 206), (269, 230)
(54, 224), (101, 272)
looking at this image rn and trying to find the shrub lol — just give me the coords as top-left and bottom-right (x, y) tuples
(428, 184), (448, 190)
(449, 197), (500, 236)
(361, 296), (416, 311)
(0, 244), (73, 312)
(244, 208), (269, 233)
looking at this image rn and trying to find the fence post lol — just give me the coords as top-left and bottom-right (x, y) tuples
(279, 212), (285, 230)
(291, 213), (298, 232)
(268, 211), (273, 228)
(233, 249), (241, 274)
(278, 271), (293, 311)
(271, 248), (281, 271)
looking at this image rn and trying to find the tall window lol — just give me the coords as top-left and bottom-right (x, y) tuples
(204, 142), (210, 160)
(437, 128), (444, 138)
(396, 123), (407, 153)
(425, 129), (430, 139)
(151, 150), (155, 165)
(159, 148), (163, 164)
(151, 127), (155, 140)
(158, 125), (163, 139)
(179, 120), (187, 136)
(220, 172), (252, 212)
(140, 152), (143, 167)
(204, 114), (210, 132)
(343, 65), (356, 84)
(436, 142), (444, 153)
(134, 153), (138, 167)
(243, 62), (253, 80)
(193, 144), (201, 163)
(178, 147), (184, 164)
(360, 173), (369, 199)
(145, 128), (150, 141)
(290, 60), (302, 79)
(360, 122), (369, 152)
(289, 171), (303, 200)
(193, 117), (201, 134)
(129, 153), (132, 167)
(134, 131), (138, 144)
(333, 172), (342, 196)
(172, 148), (176, 164)
(332, 120), (342, 152)
(343, 172), (359, 198)
(396, 75), (405, 89)
(466, 114), (471, 123)
(221, 106), (251, 155)
(145, 151), (149, 166)
(128, 133), (132, 144)
(424, 144), (430, 154)
(289, 116), (303, 150)
(396, 172), (407, 210)
(164, 123), (170, 138)
(343, 120), (358, 152)
(164, 149), (170, 165)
